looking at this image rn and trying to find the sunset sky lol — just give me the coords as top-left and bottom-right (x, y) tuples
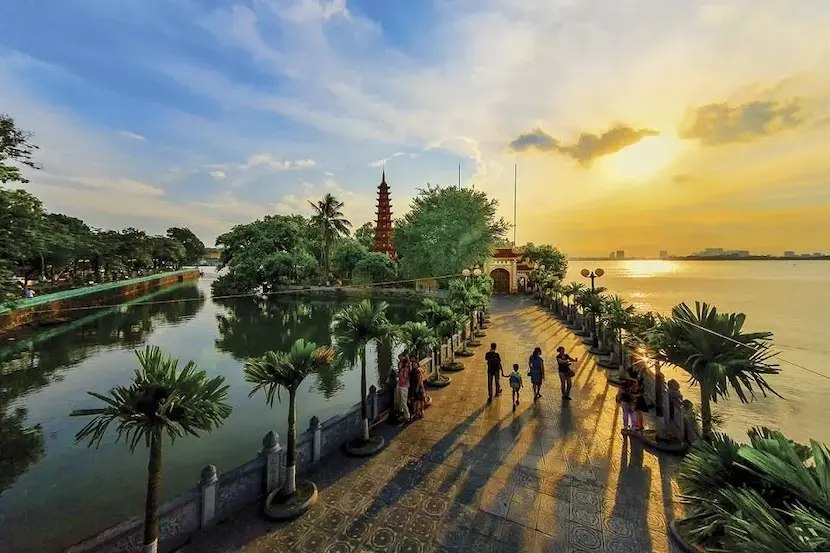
(2, 0), (829, 256)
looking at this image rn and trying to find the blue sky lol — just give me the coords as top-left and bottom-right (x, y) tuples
(2, 0), (830, 255)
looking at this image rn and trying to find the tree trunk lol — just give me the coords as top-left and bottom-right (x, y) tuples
(143, 431), (162, 553)
(285, 388), (297, 495)
(699, 386), (713, 441)
(360, 354), (370, 441)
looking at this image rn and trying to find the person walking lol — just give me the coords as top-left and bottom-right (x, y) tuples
(411, 361), (426, 419)
(616, 379), (634, 434)
(528, 347), (545, 400)
(508, 363), (523, 410)
(395, 353), (411, 422)
(556, 346), (578, 400)
(484, 343), (504, 402)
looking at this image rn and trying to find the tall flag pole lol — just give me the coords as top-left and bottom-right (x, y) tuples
(458, 163), (461, 187)
(513, 164), (517, 246)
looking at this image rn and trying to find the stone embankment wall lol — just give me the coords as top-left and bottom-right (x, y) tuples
(271, 285), (447, 301)
(0, 269), (200, 332)
(65, 315), (481, 553)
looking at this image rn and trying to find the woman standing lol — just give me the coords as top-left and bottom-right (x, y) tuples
(528, 347), (545, 401)
(556, 346), (578, 400)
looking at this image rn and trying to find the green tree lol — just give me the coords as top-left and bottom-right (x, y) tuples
(308, 193), (352, 283)
(393, 185), (508, 280)
(0, 114), (40, 184)
(244, 340), (336, 495)
(330, 239), (369, 280)
(332, 300), (394, 443)
(166, 227), (206, 266)
(647, 302), (780, 440)
(0, 187), (45, 302)
(213, 215), (318, 294)
(354, 221), (375, 249)
(520, 243), (568, 279)
(352, 252), (396, 284)
(70, 346), (231, 553)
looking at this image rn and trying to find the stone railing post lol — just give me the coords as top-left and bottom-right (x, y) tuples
(368, 385), (378, 422)
(260, 431), (284, 495)
(310, 416), (322, 464)
(198, 465), (218, 528)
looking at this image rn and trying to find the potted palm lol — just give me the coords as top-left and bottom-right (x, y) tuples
(400, 321), (446, 388)
(418, 299), (464, 371)
(244, 339), (336, 519)
(448, 277), (485, 348)
(332, 299), (394, 456)
(649, 302), (780, 441)
(70, 346), (232, 553)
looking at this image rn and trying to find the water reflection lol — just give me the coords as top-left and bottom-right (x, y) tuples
(620, 259), (678, 278)
(0, 284), (206, 496)
(213, 297), (415, 399)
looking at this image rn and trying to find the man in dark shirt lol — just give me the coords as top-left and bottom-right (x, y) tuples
(484, 343), (503, 401)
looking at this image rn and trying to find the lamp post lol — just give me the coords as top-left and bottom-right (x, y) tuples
(580, 268), (604, 348)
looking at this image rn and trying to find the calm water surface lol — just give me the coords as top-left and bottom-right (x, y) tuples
(566, 260), (830, 446)
(0, 277), (417, 553)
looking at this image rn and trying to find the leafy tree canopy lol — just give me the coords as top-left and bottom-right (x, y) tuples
(520, 242), (568, 280)
(393, 185), (508, 280)
(0, 114), (40, 185)
(354, 221), (375, 249)
(353, 252), (397, 285)
(212, 214), (320, 294)
(166, 227), (206, 265)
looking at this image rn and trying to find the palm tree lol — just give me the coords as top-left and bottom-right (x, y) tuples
(332, 300), (394, 443)
(562, 282), (585, 321)
(602, 295), (634, 365)
(244, 339), (336, 495)
(647, 302), (780, 440)
(70, 346), (232, 553)
(400, 321), (439, 361)
(308, 193), (352, 284)
(447, 278), (485, 346)
(676, 427), (830, 552)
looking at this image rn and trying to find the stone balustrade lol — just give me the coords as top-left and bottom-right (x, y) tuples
(65, 311), (484, 553)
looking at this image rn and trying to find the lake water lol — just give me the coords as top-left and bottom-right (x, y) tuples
(566, 260), (830, 446)
(0, 276), (417, 553)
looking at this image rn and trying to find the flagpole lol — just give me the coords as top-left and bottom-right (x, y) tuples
(513, 164), (517, 245)
(458, 163), (461, 187)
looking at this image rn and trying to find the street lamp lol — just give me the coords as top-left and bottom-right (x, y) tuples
(580, 268), (604, 348)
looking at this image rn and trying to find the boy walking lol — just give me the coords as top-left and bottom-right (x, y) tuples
(616, 380), (634, 433)
(508, 364), (523, 410)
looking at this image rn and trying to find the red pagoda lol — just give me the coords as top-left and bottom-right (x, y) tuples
(372, 169), (397, 260)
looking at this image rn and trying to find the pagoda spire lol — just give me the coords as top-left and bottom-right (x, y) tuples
(372, 169), (396, 260)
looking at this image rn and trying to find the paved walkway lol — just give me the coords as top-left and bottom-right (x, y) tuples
(184, 295), (684, 553)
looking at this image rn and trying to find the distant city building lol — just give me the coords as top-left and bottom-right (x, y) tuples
(659, 250), (668, 259)
(784, 251), (795, 258)
(609, 252), (616, 259)
(615, 250), (625, 260)
(691, 247), (750, 258)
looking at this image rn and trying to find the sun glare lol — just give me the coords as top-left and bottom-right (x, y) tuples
(601, 135), (684, 181)
(622, 260), (678, 278)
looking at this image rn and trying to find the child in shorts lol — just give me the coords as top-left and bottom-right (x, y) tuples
(508, 363), (523, 410)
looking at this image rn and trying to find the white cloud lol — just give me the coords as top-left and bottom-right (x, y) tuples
(368, 152), (415, 167)
(238, 153), (318, 171)
(119, 131), (146, 141)
(210, 170), (227, 180)
(66, 176), (166, 197)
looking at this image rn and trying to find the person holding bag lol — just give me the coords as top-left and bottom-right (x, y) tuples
(556, 346), (578, 401)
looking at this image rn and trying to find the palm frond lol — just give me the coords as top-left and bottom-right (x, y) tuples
(70, 345), (232, 452)
(244, 339), (336, 407)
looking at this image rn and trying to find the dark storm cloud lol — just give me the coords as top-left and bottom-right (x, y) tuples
(508, 124), (659, 165)
(679, 99), (804, 145)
